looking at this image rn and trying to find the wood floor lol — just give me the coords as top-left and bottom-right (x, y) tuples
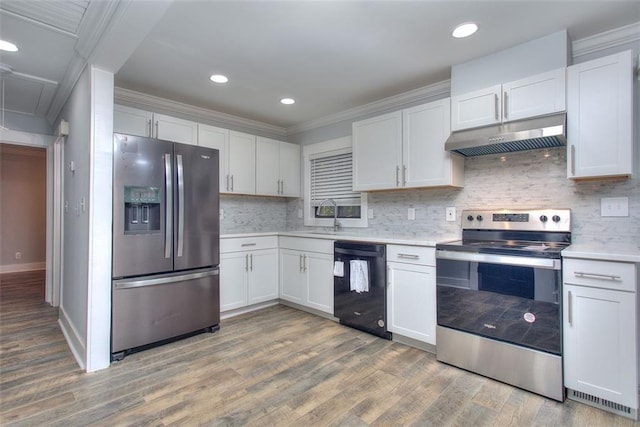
(1, 271), (638, 426)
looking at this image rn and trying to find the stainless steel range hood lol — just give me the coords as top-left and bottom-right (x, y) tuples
(445, 113), (566, 157)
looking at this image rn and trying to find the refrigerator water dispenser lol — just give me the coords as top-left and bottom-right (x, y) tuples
(124, 186), (161, 233)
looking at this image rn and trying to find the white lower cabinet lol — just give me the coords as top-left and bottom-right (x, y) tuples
(386, 245), (436, 345)
(220, 236), (278, 312)
(279, 237), (334, 315)
(563, 257), (638, 418)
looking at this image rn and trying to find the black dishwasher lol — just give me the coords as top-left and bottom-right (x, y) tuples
(334, 241), (390, 339)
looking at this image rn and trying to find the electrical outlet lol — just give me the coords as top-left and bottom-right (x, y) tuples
(601, 197), (629, 217)
(446, 207), (456, 222)
(297, 209), (303, 219)
(15, 252), (22, 260)
(408, 208), (416, 221)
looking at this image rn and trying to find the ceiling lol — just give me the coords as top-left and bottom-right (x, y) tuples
(1, 1), (639, 133)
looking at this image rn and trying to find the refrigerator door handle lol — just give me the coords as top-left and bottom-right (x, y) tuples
(176, 154), (185, 257)
(164, 153), (173, 259)
(114, 269), (219, 290)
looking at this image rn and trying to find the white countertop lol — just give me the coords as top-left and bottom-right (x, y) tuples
(221, 231), (456, 247)
(562, 243), (640, 263)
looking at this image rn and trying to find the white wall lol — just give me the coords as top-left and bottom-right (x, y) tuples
(56, 65), (113, 372)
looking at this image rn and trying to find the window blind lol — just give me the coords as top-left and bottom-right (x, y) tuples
(310, 152), (360, 206)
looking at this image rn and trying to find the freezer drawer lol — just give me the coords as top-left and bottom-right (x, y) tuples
(111, 268), (220, 357)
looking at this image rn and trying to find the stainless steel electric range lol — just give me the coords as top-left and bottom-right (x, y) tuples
(435, 209), (571, 401)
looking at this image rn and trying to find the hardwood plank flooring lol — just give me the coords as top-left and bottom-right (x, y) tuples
(1, 271), (638, 426)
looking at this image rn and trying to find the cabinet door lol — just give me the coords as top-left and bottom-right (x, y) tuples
(352, 111), (402, 191)
(403, 98), (462, 188)
(279, 141), (300, 197)
(255, 137), (281, 196)
(502, 68), (566, 122)
(220, 252), (248, 312)
(567, 51), (633, 179)
(154, 113), (198, 145)
(387, 262), (436, 344)
(114, 105), (152, 137)
(279, 249), (304, 304)
(450, 84), (501, 131)
(228, 131), (256, 194)
(305, 252), (334, 314)
(247, 249), (278, 304)
(563, 284), (637, 407)
(197, 124), (229, 193)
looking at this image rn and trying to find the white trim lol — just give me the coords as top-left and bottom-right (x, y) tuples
(58, 306), (86, 371)
(114, 87), (287, 139)
(287, 80), (450, 136)
(572, 22), (640, 59)
(302, 136), (368, 229)
(0, 262), (46, 274)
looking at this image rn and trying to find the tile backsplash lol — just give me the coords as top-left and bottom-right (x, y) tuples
(221, 147), (638, 246)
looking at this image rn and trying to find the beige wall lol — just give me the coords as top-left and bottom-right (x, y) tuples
(0, 144), (47, 271)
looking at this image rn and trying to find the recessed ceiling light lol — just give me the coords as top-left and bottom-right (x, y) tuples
(0, 39), (19, 52)
(452, 22), (478, 39)
(280, 98), (295, 105)
(209, 74), (229, 84)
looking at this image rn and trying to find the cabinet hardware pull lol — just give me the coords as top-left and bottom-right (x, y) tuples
(494, 94), (499, 121)
(402, 165), (407, 187)
(299, 254), (303, 272)
(231, 175), (234, 191)
(250, 253), (253, 271)
(574, 271), (621, 280)
(148, 119), (152, 137)
(241, 243), (257, 247)
(398, 253), (419, 260)
(155, 121), (159, 138)
(226, 175), (229, 191)
(303, 254), (307, 272)
(570, 145), (576, 176)
(396, 166), (400, 187)
(245, 254), (249, 272)
(503, 92), (508, 119)
(568, 290), (572, 325)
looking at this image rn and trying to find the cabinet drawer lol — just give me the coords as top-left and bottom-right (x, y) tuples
(279, 236), (334, 254)
(221, 235), (278, 253)
(563, 259), (636, 292)
(387, 245), (435, 266)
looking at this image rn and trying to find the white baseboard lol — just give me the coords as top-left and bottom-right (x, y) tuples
(58, 306), (86, 371)
(0, 262), (46, 274)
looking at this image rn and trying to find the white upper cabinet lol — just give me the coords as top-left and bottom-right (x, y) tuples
(451, 68), (566, 131)
(403, 98), (463, 188)
(227, 131), (256, 195)
(197, 124), (229, 193)
(114, 105), (153, 137)
(114, 105), (198, 145)
(256, 137), (300, 197)
(353, 111), (403, 191)
(353, 99), (463, 192)
(567, 50), (633, 179)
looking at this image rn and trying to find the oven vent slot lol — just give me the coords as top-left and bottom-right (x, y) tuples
(567, 388), (637, 420)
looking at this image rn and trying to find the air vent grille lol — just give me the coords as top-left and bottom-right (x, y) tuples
(568, 388), (637, 420)
(453, 135), (565, 157)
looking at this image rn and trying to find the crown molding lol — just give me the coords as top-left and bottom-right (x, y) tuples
(114, 87), (287, 138)
(572, 21), (640, 59)
(286, 79), (450, 136)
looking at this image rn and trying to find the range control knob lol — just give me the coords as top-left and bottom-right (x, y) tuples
(552, 215), (561, 223)
(467, 215), (474, 221)
(476, 215), (483, 221)
(540, 215), (548, 223)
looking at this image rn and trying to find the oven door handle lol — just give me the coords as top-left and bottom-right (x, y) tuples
(436, 249), (561, 270)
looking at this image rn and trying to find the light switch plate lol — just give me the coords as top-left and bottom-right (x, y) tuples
(297, 209), (303, 219)
(446, 207), (456, 222)
(408, 208), (416, 220)
(601, 197), (628, 217)
(368, 208), (374, 219)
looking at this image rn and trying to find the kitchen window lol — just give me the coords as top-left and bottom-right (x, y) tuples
(303, 136), (368, 228)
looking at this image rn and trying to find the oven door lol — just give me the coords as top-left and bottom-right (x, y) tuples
(436, 250), (562, 355)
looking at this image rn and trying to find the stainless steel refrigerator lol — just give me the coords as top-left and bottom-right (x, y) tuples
(111, 133), (220, 361)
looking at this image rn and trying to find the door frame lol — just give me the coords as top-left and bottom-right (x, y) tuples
(0, 129), (62, 306)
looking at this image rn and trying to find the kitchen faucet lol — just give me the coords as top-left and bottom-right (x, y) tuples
(318, 198), (340, 232)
